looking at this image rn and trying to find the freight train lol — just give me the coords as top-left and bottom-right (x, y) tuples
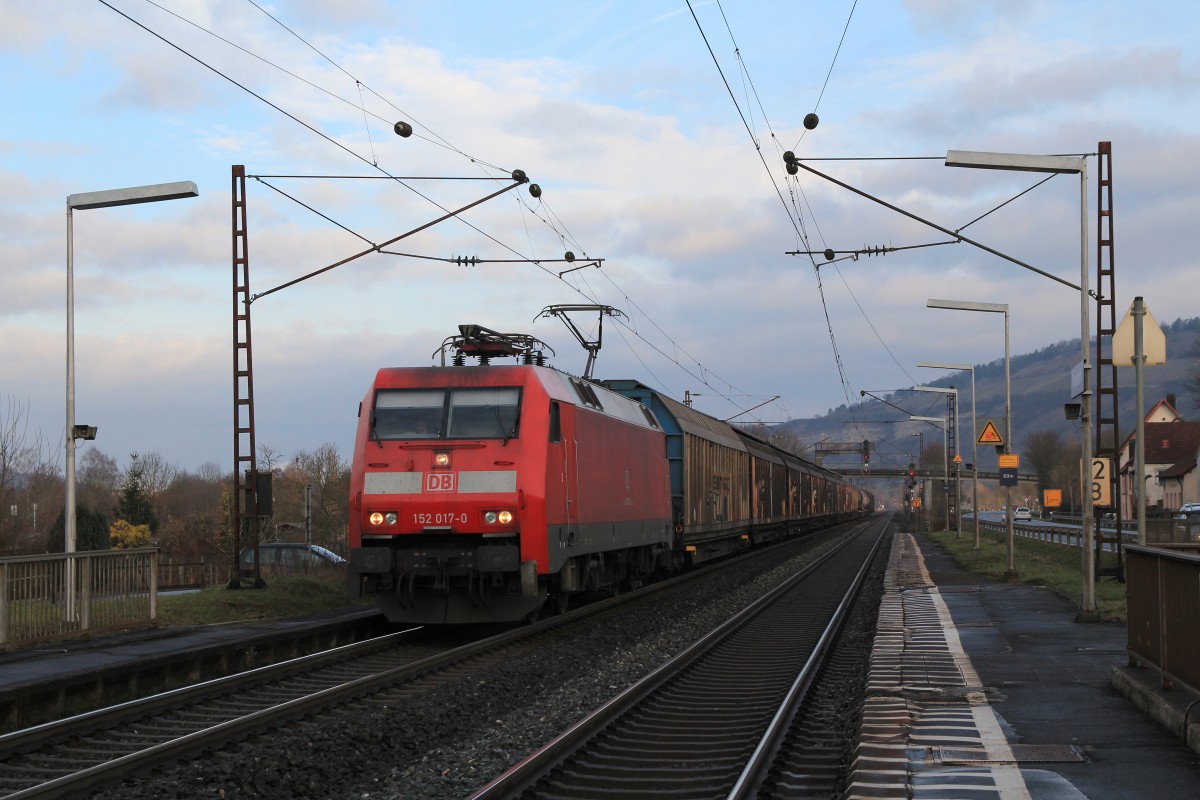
(346, 326), (873, 624)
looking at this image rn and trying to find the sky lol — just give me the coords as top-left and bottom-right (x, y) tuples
(2, 0), (1198, 474)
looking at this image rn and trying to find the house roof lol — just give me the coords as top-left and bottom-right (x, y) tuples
(1145, 396), (1181, 422)
(1160, 456), (1198, 479)
(1142, 421), (1200, 464)
(1121, 419), (1200, 476)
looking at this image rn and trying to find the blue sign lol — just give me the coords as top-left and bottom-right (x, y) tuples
(999, 466), (1018, 487)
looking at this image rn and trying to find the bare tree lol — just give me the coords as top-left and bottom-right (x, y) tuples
(195, 461), (225, 483)
(256, 442), (285, 472)
(769, 428), (807, 456)
(77, 448), (120, 514)
(156, 466), (227, 563)
(23, 461), (63, 553)
(272, 443), (350, 550)
(0, 396), (58, 553)
(1023, 429), (1073, 506)
(129, 451), (177, 496)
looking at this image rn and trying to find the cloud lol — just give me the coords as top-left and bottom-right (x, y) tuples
(4, 1), (1199, 470)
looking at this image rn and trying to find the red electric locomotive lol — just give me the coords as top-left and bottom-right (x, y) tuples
(347, 329), (673, 624)
(348, 325), (873, 624)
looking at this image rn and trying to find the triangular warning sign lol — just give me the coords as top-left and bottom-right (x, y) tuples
(977, 420), (1004, 445)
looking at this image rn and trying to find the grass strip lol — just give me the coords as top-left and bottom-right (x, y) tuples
(924, 527), (1128, 623)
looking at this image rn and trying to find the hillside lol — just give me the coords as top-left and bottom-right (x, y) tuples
(779, 316), (1200, 476)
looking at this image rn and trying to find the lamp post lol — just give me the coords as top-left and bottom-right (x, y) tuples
(912, 386), (961, 536)
(944, 149), (1092, 612)
(927, 298), (1016, 578)
(918, 361), (979, 549)
(911, 416), (949, 532)
(911, 432), (924, 526)
(860, 387), (959, 533)
(65, 182), (199, 566)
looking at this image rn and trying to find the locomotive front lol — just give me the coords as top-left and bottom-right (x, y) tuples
(347, 366), (549, 624)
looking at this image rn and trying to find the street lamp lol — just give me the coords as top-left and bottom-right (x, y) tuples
(910, 416), (949, 532)
(860, 386), (960, 533)
(912, 386), (961, 537)
(927, 298), (1016, 579)
(65, 182), (199, 562)
(944, 149), (1093, 614)
(909, 432), (925, 525)
(918, 361), (979, 549)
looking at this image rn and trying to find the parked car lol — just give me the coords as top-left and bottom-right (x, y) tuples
(1178, 503), (1200, 513)
(1013, 507), (1032, 522)
(1174, 510), (1200, 540)
(240, 543), (347, 576)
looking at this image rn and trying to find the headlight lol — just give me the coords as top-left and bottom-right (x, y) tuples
(484, 511), (498, 524)
(498, 510), (513, 524)
(369, 512), (384, 525)
(434, 451), (451, 467)
(385, 512), (398, 525)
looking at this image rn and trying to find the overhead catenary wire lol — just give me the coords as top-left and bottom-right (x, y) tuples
(237, 0), (782, 417)
(792, 0), (858, 151)
(112, 0), (578, 265)
(106, 0), (783, 421)
(687, 0), (869, 427)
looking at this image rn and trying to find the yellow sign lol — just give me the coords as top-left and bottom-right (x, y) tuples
(977, 420), (1004, 445)
(1044, 489), (1062, 507)
(998, 454), (1019, 468)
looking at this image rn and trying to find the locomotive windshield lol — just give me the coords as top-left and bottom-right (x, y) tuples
(372, 387), (521, 440)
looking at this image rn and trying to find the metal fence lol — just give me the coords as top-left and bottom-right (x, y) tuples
(0, 549), (159, 648)
(976, 516), (1197, 548)
(1126, 544), (1200, 693)
(159, 560), (224, 591)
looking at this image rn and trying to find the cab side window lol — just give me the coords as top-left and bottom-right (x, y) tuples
(549, 401), (561, 443)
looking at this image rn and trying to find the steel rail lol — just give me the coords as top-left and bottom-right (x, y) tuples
(0, 528), (849, 799)
(467, 517), (889, 799)
(0, 628), (418, 760)
(728, 514), (889, 798)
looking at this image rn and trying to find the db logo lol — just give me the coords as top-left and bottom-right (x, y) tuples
(424, 472), (456, 492)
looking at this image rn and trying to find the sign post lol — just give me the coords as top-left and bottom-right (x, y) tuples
(977, 420), (1004, 447)
(1113, 297), (1165, 545)
(998, 453), (1019, 487)
(1090, 458), (1112, 508)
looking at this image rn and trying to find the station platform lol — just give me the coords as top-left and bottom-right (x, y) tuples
(846, 529), (1200, 799)
(0, 607), (385, 732)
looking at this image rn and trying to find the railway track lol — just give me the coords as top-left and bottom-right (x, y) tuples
(0, 629), (448, 799)
(0, 525), (859, 799)
(470, 515), (889, 800)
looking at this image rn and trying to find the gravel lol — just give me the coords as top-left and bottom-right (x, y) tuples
(95, 531), (874, 800)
